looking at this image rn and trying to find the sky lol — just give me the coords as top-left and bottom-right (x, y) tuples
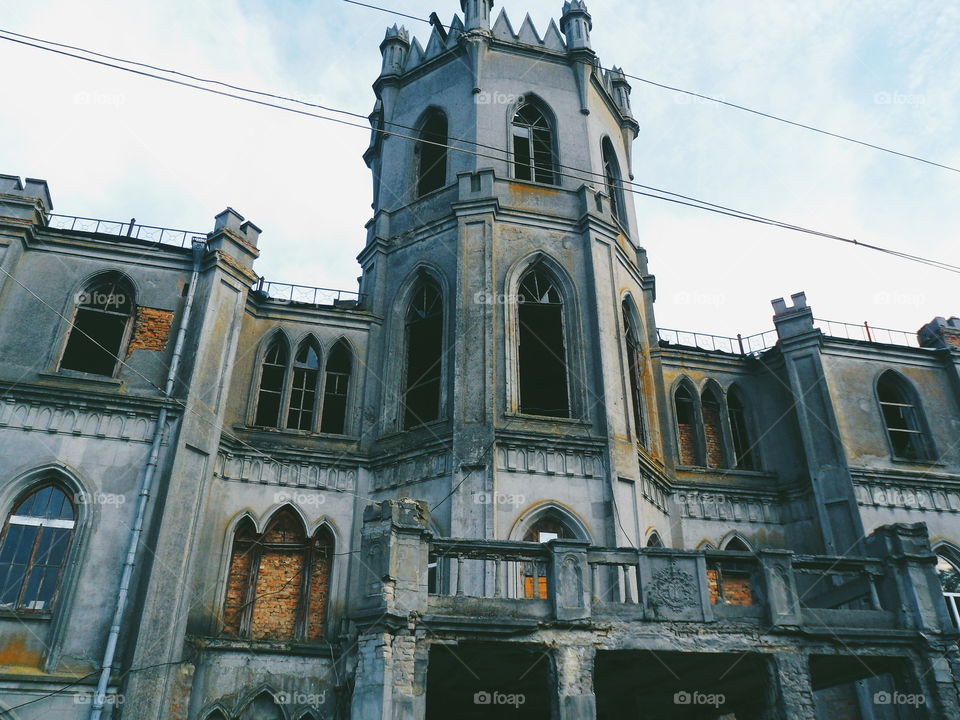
(0, 0), (957, 338)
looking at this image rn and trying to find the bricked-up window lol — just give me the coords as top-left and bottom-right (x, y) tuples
(0, 484), (75, 613)
(60, 276), (134, 376)
(701, 385), (728, 469)
(512, 103), (556, 185)
(254, 337), (289, 427)
(417, 110), (448, 197)
(602, 138), (627, 225)
(674, 383), (702, 466)
(877, 371), (934, 461)
(221, 510), (334, 642)
(622, 300), (646, 445)
(320, 341), (351, 434)
(727, 388), (757, 470)
(518, 268), (570, 417)
(287, 341), (321, 431)
(403, 279), (444, 429)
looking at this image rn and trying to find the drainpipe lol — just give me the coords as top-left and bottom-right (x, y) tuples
(89, 239), (206, 719)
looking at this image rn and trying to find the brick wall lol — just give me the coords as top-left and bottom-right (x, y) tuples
(127, 307), (174, 355)
(703, 402), (726, 468)
(221, 542), (253, 635)
(250, 549), (305, 641)
(707, 569), (754, 606)
(307, 540), (333, 641)
(679, 423), (698, 465)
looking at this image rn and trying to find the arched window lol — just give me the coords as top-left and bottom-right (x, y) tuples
(60, 275), (135, 376)
(253, 336), (289, 428)
(403, 279), (444, 429)
(701, 385), (727, 469)
(723, 536), (751, 552)
(417, 110), (448, 196)
(646, 532), (664, 548)
(936, 553), (960, 628)
(238, 692), (284, 720)
(728, 388), (756, 470)
(518, 268), (570, 417)
(522, 514), (577, 599)
(877, 371), (933, 461)
(221, 511), (334, 642)
(0, 484), (76, 612)
(320, 341), (352, 434)
(602, 138), (627, 225)
(675, 383), (702, 466)
(512, 103), (556, 185)
(287, 341), (321, 431)
(622, 299), (646, 445)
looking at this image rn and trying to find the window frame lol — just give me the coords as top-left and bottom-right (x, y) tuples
(57, 274), (137, 378)
(875, 371), (936, 462)
(621, 297), (648, 447)
(400, 275), (447, 430)
(601, 136), (628, 226)
(674, 379), (705, 467)
(286, 339), (323, 432)
(319, 339), (353, 436)
(509, 99), (559, 186)
(415, 108), (449, 198)
(727, 385), (759, 471)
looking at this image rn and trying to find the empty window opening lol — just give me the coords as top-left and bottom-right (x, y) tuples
(602, 138), (626, 225)
(518, 269), (570, 417)
(417, 111), (448, 196)
(287, 342), (320, 431)
(403, 280), (444, 429)
(701, 387), (727, 469)
(320, 342), (351, 434)
(675, 384), (701, 466)
(646, 532), (664, 548)
(728, 389), (756, 470)
(937, 554), (960, 628)
(60, 277), (134, 376)
(512, 104), (556, 185)
(522, 516), (574, 599)
(237, 692), (284, 720)
(622, 300), (646, 445)
(878, 371), (932, 461)
(0, 484), (76, 612)
(254, 338), (289, 428)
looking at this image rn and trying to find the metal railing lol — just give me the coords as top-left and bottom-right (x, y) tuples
(946, 592), (960, 629)
(656, 328), (779, 356)
(46, 214), (205, 249)
(253, 279), (364, 307)
(815, 318), (920, 348)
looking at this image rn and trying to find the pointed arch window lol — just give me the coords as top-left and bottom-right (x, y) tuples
(288, 341), (320, 431)
(254, 337), (289, 428)
(877, 371), (934, 461)
(320, 342), (352, 434)
(522, 515), (576, 599)
(512, 103), (556, 185)
(701, 385), (727, 469)
(403, 279), (444, 429)
(60, 276), (135, 376)
(518, 268), (570, 417)
(221, 511), (334, 642)
(675, 383), (702, 466)
(727, 388), (756, 470)
(936, 553), (960, 628)
(238, 692), (284, 720)
(646, 532), (664, 548)
(622, 300), (646, 445)
(602, 138), (626, 225)
(0, 484), (76, 612)
(417, 110), (448, 196)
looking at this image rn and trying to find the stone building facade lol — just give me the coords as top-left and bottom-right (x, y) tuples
(0, 1), (958, 718)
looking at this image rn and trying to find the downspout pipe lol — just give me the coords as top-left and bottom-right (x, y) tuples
(89, 239), (206, 719)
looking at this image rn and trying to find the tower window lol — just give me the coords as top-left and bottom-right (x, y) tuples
(403, 279), (444, 429)
(512, 103), (556, 185)
(253, 337), (290, 428)
(602, 138), (627, 225)
(0, 484), (76, 613)
(417, 111), (448, 196)
(877, 371), (933, 461)
(287, 341), (321, 431)
(728, 388), (757, 470)
(60, 276), (134, 376)
(622, 299), (646, 445)
(518, 268), (570, 417)
(675, 383), (701, 466)
(320, 341), (352, 434)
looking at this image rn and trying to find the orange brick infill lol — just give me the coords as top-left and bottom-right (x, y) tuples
(128, 307), (174, 356)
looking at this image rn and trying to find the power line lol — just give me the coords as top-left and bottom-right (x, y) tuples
(341, 0), (960, 176)
(1, 28), (958, 276)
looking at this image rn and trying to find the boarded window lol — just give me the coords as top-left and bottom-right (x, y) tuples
(320, 341), (351, 434)
(254, 338), (289, 427)
(60, 277), (134, 376)
(403, 280), (444, 429)
(518, 269), (570, 417)
(622, 300), (646, 444)
(417, 111), (448, 196)
(287, 341), (320, 431)
(878, 371), (932, 460)
(602, 138), (627, 225)
(728, 389), (756, 470)
(701, 387), (727, 469)
(675, 384), (700, 466)
(0, 484), (75, 612)
(512, 104), (556, 184)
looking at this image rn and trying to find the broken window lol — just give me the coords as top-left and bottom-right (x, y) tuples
(518, 268), (570, 417)
(937, 554), (960, 628)
(221, 510), (333, 642)
(622, 300), (646, 445)
(877, 371), (933, 460)
(287, 341), (320, 431)
(512, 103), (556, 184)
(728, 387), (757, 470)
(674, 383), (701, 466)
(60, 276), (134, 376)
(403, 279), (444, 429)
(417, 110), (448, 196)
(254, 337), (289, 428)
(522, 517), (573, 599)
(701, 385), (728, 469)
(602, 137), (627, 225)
(320, 341), (352, 434)
(0, 484), (76, 613)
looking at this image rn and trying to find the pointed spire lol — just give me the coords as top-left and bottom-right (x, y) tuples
(461, 0), (494, 32)
(379, 24), (410, 77)
(560, 0), (592, 51)
(609, 66), (634, 117)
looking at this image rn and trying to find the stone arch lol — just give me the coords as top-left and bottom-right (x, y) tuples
(510, 500), (592, 544)
(236, 687), (287, 720)
(506, 92), (560, 185)
(720, 532), (753, 552)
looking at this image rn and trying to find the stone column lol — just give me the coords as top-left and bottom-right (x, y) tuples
(555, 645), (597, 720)
(772, 652), (817, 720)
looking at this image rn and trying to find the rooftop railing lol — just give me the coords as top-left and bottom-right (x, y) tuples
(656, 328), (779, 356)
(253, 278), (364, 307)
(46, 214), (205, 249)
(814, 318), (920, 348)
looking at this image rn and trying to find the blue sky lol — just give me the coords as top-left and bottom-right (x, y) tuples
(1, 0), (957, 337)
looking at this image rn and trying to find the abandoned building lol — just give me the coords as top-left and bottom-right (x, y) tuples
(0, 0), (958, 718)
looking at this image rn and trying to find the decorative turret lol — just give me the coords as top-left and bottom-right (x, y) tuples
(461, 0), (494, 32)
(609, 67), (633, 117)
(560, 0), (592, 51)
(379, 24), (410, 77)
